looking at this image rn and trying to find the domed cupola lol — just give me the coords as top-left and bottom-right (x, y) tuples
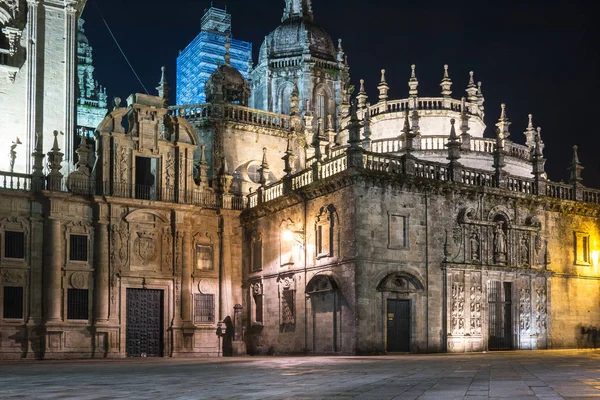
(259, 0), (336, 63)
(206, 39), (250, 106)
(250, 0), (350, 131)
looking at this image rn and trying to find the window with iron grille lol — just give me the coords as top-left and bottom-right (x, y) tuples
(194, 294), (214, 323)
(69, 235), (88, 262)
(3, 286), (23, 319)
(67, 289), (89, 320)
(4, 231), (25, 259)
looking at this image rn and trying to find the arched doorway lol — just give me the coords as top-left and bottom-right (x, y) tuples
(306, 275), (341, 354)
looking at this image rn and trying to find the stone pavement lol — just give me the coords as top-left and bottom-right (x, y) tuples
(0, 350), (599, 399)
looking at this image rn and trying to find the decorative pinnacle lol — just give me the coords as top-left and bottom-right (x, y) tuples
(224, 37), (231, 65)
(402, 110), (411, 135)
(156, 66), (169, 103)
(408, 64), (419, 98)
(360, 79), (365, 92)
(495, 103), (511, 140)
(572, 145), (580, 164)
(440, 64), (452, 97)
(449, 118), (458, 139)
(378, 70), (389, 101)
(466, 71), (478, 101)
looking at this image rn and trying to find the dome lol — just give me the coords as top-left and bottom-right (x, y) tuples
(259, 17), (337, 63)
(206, 63), (250, 105)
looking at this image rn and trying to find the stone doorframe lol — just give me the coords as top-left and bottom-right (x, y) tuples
(376, 271), (425, 353)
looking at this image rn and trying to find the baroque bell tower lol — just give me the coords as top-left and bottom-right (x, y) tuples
(0, 0), (87, 174)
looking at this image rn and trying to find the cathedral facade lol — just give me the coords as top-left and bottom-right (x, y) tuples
(0, 0), (598, 359)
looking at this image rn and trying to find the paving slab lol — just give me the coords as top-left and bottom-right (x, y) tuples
(0, 350), (599, 399)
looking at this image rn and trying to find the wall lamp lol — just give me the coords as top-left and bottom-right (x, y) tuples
(282, 228), (304, 244)
(592, 250), (599, 268)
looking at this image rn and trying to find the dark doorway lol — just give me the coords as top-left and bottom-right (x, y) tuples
(387, 299), (410, 352)
(135, 156), (157, 200)
(126, 288), (164, 357)
(488, 281), (513, 350)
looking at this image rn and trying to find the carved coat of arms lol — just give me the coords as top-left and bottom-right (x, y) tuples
(135, 232), (157, 262)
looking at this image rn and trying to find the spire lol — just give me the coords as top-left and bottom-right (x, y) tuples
(362, 104), (372, 151)
(569, 145), (584, 184)
(282, 0), (313, 22)
(283, 136), (295, 177)
(378, 69), (389, 101)
(258, 148), (270, 187)
(337, 38), (345, 63)
(408, 64), (419, 98)
(440, 65), (452, 98)
(156, 66), (169, 106)
(357, 79), (368, 109)
(476, 81), (485, 112)
(224, 36), (231, 66)
(466, 71), (478, 102)
(495, 104), (511, 141)
(446, 119), (462, 178)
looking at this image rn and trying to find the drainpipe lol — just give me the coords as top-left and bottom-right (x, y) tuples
(425, 191), (430, 352)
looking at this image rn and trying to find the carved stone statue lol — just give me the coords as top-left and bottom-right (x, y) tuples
(494, 221), (507, 263)
(470, 229), (480, 262)
(521, 234), (530, 266)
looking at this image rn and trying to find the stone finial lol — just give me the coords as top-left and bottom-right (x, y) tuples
(569, 145), (584, 185)
(408, 64), (419, 98)
(402, 109), (411, 137)
(258, 148), (270, 187)
(156, 66), (169, 106)
(476, 81), (485, 115)
(362, 104), (372, 151)
(357, 79), (368, 109)
(47, 130), (65, 190)
(289, 80), (300, 116)
(446, 119), (462, 173)
(347, 101), (361, 149)
(337, 38), (345, 63)
(524, 114), (537, 148)
(466, 71), (478, 102)
(378, 69), (389, 101)
(282, 135), (296, 177)
(440, 64), (452, 98)
(460, 97), (471, 150)
(495, 103), (511, 141)
(224, 36), (232, 66)
(113, 97), (122, 110)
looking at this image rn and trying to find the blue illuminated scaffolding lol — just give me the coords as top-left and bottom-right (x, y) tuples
(176, 7), (252, 105)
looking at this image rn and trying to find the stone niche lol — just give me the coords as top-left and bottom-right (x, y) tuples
(124, 210), (170, 273)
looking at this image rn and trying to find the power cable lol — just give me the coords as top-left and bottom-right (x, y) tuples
(90, 0), (150, 95)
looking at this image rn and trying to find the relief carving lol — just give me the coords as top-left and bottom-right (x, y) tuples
(519, 285), (531, 335)
(2, 269), (25, 285)
(520, 234), (530, 266)
(493, 222), (507, 264)
(110, 222), (129, 305)
(165, 152), (175, 188)
(134, 232), (157, 263)
(535, 283), (547, 333)
(470, 229), (480, 262)
(469, 278), (482, 335)
(451, 278), (465, 335)
(70, 272), (87, 289)
(118, 146), (128, 183)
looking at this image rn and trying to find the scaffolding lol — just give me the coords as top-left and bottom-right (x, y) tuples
(176, 7), (252, 105)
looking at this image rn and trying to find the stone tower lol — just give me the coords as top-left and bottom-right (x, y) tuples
(0, 0), (87, 174)
(250, 0), (350, 133)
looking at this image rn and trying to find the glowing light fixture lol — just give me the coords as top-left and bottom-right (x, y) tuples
(282, 229), (304, 244)
(592, 250), (599, 268)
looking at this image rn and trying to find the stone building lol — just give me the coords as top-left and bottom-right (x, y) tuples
(0, 0), (598, 359)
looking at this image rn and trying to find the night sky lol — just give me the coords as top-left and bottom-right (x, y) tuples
(81, 0), (600, 188)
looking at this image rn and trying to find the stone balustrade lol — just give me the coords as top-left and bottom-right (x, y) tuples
(470, 138), (495, 154)
(0, 171), (32, 191)
(222, 105), (291, 130)
(583, 189), (600, 205)
(547, 182), (574, 201)
(370, 138), (403, 153)
(320, 154), (347, 179)
(369, 97), (468, 117)
(169, 103), (213, 119)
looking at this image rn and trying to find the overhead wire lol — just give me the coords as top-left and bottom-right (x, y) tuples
(90, 0), (150, 95)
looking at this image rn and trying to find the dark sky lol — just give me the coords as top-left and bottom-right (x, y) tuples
(81, 0), (600, 189)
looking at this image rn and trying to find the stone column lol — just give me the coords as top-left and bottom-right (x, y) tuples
(181, 232), (193, 323)
(63, 3), (78, 169)
(25, 0), (39, 173)
(94, 223), (109, 324)
(45, 218), (63, 322)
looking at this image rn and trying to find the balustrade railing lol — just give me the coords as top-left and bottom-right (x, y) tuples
(0, 172), (32, 191)
(421, 136), (448, 150)
(169, 103), (212, 119)
(583, 189), (600, 205)
(363, 153), (403, 173)
(222, 105), (291, 130)
(461, 169), (494, 187)
(547, 182), (574, 201)
(320, 155), (347, 179)
(370, 138), (403, 153)
(415, 160), (449, 181)
(507, 177), (533, 194)
(470, 138), (495, 154)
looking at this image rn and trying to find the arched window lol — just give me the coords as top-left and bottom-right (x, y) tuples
(281, 85), (293, 115)
(316, 92), (326, 120)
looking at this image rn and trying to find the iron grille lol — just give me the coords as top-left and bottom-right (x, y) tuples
(4, 231), (25, 259)
(194, 294), (215, 323)
(69, 235), (88, 262)
(67, 289), (89, 320)
(3, 286), (23, 319)
(488, 281), (513, 350)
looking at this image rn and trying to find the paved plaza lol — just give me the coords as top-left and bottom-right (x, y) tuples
(0, 350), (599, 399)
